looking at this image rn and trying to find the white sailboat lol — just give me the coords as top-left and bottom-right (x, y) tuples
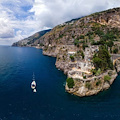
(31, 73), (37, 92)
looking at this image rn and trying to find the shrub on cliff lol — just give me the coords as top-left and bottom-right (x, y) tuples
(95, 68), (101, 76)
(96, 80), (101, 86)
(79, 35), (84, 39)
(104, 75), (111, 83)
(113, 48), (118, 54)
(81, 51), (84, 59)
(85, 82), (92, 89)
(82, 43), (88, 50)
(83, 75), (86, 79)
(91, 69), (97, 75)
(74, 39), (79, 47)
(70, 55), (75, 62)
(106, 40), (114, 47)
(66, 78), (75, 88)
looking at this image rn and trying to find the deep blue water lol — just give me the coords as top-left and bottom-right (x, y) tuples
(0, 46), (120, 120)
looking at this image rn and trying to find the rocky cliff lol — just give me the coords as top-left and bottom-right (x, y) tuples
(12, 7), (120, 97)
(13, 7), (120, 52)
(34, 7), (120, 57)
(33, 7), (120, 74)
(12, 29), (51, 47)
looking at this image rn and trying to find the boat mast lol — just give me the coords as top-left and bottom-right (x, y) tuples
(33, 72), (35, 81)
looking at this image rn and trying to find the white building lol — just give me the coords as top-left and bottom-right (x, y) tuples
(67, 51), (76, 57)
(77, 61), (93, 72)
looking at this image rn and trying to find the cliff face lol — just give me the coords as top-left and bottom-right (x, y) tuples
(35, 7), (120, 97)
(12, 7), (120, 73)
(12, 8), (120, 51)
(12, 7), (120, 97)
(12, 29), (51, 47)
(34, 7), (120, 57)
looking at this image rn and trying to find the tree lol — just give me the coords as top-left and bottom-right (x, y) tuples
(113, 48), (118, 54)
(82, 43), (88, 50)
(66, 78), (75, 88)
(93, 57), (103, 69)
(79, 35), (84, 39)
(70, 55), (75, 62)
(96, 80), (101, 86)
(81, 51), (84, 59)
(106, 40), (114, 47)
(93, 46), (113, 71)
(74, 39), (79, 47)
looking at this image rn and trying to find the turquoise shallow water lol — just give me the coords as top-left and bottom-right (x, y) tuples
(0, 46), (120, 120)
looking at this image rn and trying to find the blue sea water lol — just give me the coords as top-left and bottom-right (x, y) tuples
(0, 46), (120, 120)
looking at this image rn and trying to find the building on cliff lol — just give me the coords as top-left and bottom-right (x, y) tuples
(68, 45), (98, 80)
(84, 45), (99, 61)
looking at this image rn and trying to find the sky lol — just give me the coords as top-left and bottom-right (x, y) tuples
(0, 0), (120, 45)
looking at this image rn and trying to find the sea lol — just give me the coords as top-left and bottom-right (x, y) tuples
(0, 46), (120, 120)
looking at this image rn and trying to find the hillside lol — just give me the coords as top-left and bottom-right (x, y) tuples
(13, 7), (120, 52)
(34, 7), (120, 57)
(12, 29), (51, 47)
(12, 7), (120, 97)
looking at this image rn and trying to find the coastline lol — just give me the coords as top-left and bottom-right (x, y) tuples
(39, 47), (118, 97)
(11, 7), (120, 97)
(11, 45), (120, 97)
(66, 70), (117, 97)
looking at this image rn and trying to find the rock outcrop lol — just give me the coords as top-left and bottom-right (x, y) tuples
(66, 70), (117, 97)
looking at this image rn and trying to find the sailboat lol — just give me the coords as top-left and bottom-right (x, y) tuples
(31, 73), (37, 92)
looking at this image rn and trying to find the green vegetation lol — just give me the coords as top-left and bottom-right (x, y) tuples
(79, 35), (84, 39)
(113, 48), (118, 54)
(91, 69), (97, 75)
(86, 31), (94, 39)
(82, 43), (88, 50)
(93, 46), (113, 71)
(108, 71), (113, 76)
(89, 26), (120, 50)
(81, 51), (84, 59)
(91, 68), (101, 76)
(74, 39), (79, 47)
(85, 82), (92, 89)
(94, 29), (104, 37)
(95, 68), (101, 76)
(70, 55), (75, 62)
(104, 75), (111, 83)
(106, 40), (114, 47)
(27, 41), (31, 45)
(59, 34), (64, 38)
(39, 43), (44, 46)
(66, 78), (75, 88)
(83, 75), (86, 79)
(96, 80), (101, 86)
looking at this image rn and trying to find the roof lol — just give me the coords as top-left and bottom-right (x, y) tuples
(68, 51), (76, 54)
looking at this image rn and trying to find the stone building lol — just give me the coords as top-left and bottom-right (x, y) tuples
(84, 45), (99, 61)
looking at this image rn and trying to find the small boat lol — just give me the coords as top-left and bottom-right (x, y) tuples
(33, 89), (37, 92)
(31, 80), (36, 89)
(31, 73), (37, 92)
